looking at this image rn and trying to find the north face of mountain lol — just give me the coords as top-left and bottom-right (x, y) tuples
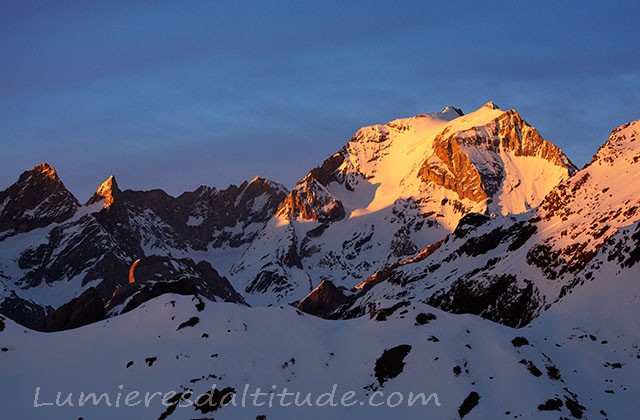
(231, 103), (576, 305)
(0, 163), (79, 238)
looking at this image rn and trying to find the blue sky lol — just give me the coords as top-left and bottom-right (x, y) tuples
(1, 0), (639, 198)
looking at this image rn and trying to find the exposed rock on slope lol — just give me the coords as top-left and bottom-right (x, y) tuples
(296, 279), (349, 318)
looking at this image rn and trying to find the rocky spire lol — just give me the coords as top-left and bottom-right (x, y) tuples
(86, 175), (121, 208)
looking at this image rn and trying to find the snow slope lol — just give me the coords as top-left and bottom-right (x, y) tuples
(1, 238), (637, 420)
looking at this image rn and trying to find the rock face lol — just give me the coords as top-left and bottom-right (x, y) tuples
(419, 107), (575, 204)
(0, 290), (51, 327)
(342, 119), (640, 328)
(296, 279), (349, 318)
(231, 103), (576, 305)
(31, 287), (106, 332)
(0, 169), (284, 326)
(27, 255), (246, 332)
(0, 163), (79, 237)
(105, 255), (245, 316)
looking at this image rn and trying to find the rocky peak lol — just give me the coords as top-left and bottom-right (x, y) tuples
(86, 175), (122, 208)
(276, 178), (345, 223)
(0, 163), (79, 235)
(419, 107), (576, 205)
(442, 106), (464, 116)
(483, 101), (500, 110)
(276, 152), (346, 223)
(31, 162), (60, 182)
(589, 119), (639, 166)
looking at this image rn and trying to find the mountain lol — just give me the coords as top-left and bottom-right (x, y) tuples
(338, 119), (640, 327)
(0, 108), (638, 419)
(230, 102), (576, 305)
(0, 168), (286, 326)
(0, 163), (79, 239)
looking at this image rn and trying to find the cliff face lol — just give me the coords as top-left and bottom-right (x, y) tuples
(420, 108), (577, 205)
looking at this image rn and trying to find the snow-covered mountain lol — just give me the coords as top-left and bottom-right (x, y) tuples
(230, 102), (576, 305)
(0, 166), (286, 326)
(0, 105), (638, 419)
(336, 119), (640, 327)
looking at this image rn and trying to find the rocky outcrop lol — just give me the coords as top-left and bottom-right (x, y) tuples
(105, 255), (246, 315)
(31, 287), (106, 332)
(427, 274), (540, 328)
(123, 177), (288, 250)
(0, 291), (51, 326)
(420, 108), (576, 203)
(0, 163), (79, 237)
(276, 178), (345, 223)
(296, 279), (350, 318)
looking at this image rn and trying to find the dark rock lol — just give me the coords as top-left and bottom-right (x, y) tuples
(374, 344), (412, 386)
(194, 387), (235, 414)
(538, 398), (563, 411)
(511, 336), (530, 347)
(458, 391), (480, 419)
(106, 256), (245, 316)
(453, 213), (491, 238)
(371, 301), (410, 321)
(415, 312), (437, 326)
(296, 280), (350, 319)
(0, 292), (50, 327)
(177, 317), (200, 330)
(428, 274), (539, 328)
(31, 287), (106, 332)
(519, 359), (543, 377)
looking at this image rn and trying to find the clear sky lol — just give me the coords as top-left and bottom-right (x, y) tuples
(1, 0), (639, 199)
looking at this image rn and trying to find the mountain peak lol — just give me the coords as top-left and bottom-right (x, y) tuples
(441, 106), (464, 116)
(86, 175), (121, 208)
(483, 100), (500, 110)
(31, 162), (60, 182)
(0, 163), (78, 235)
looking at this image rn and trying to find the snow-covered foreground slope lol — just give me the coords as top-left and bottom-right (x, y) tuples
(230, 103), (575, 305)
(1, 240), (638, 420)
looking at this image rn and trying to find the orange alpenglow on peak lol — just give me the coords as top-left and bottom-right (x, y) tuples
(32, 162), (59, 181)
(483, 101), (500, 110)
(86, 175), (120, 208)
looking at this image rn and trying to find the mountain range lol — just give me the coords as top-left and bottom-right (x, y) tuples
(0, 102), (638, 419)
